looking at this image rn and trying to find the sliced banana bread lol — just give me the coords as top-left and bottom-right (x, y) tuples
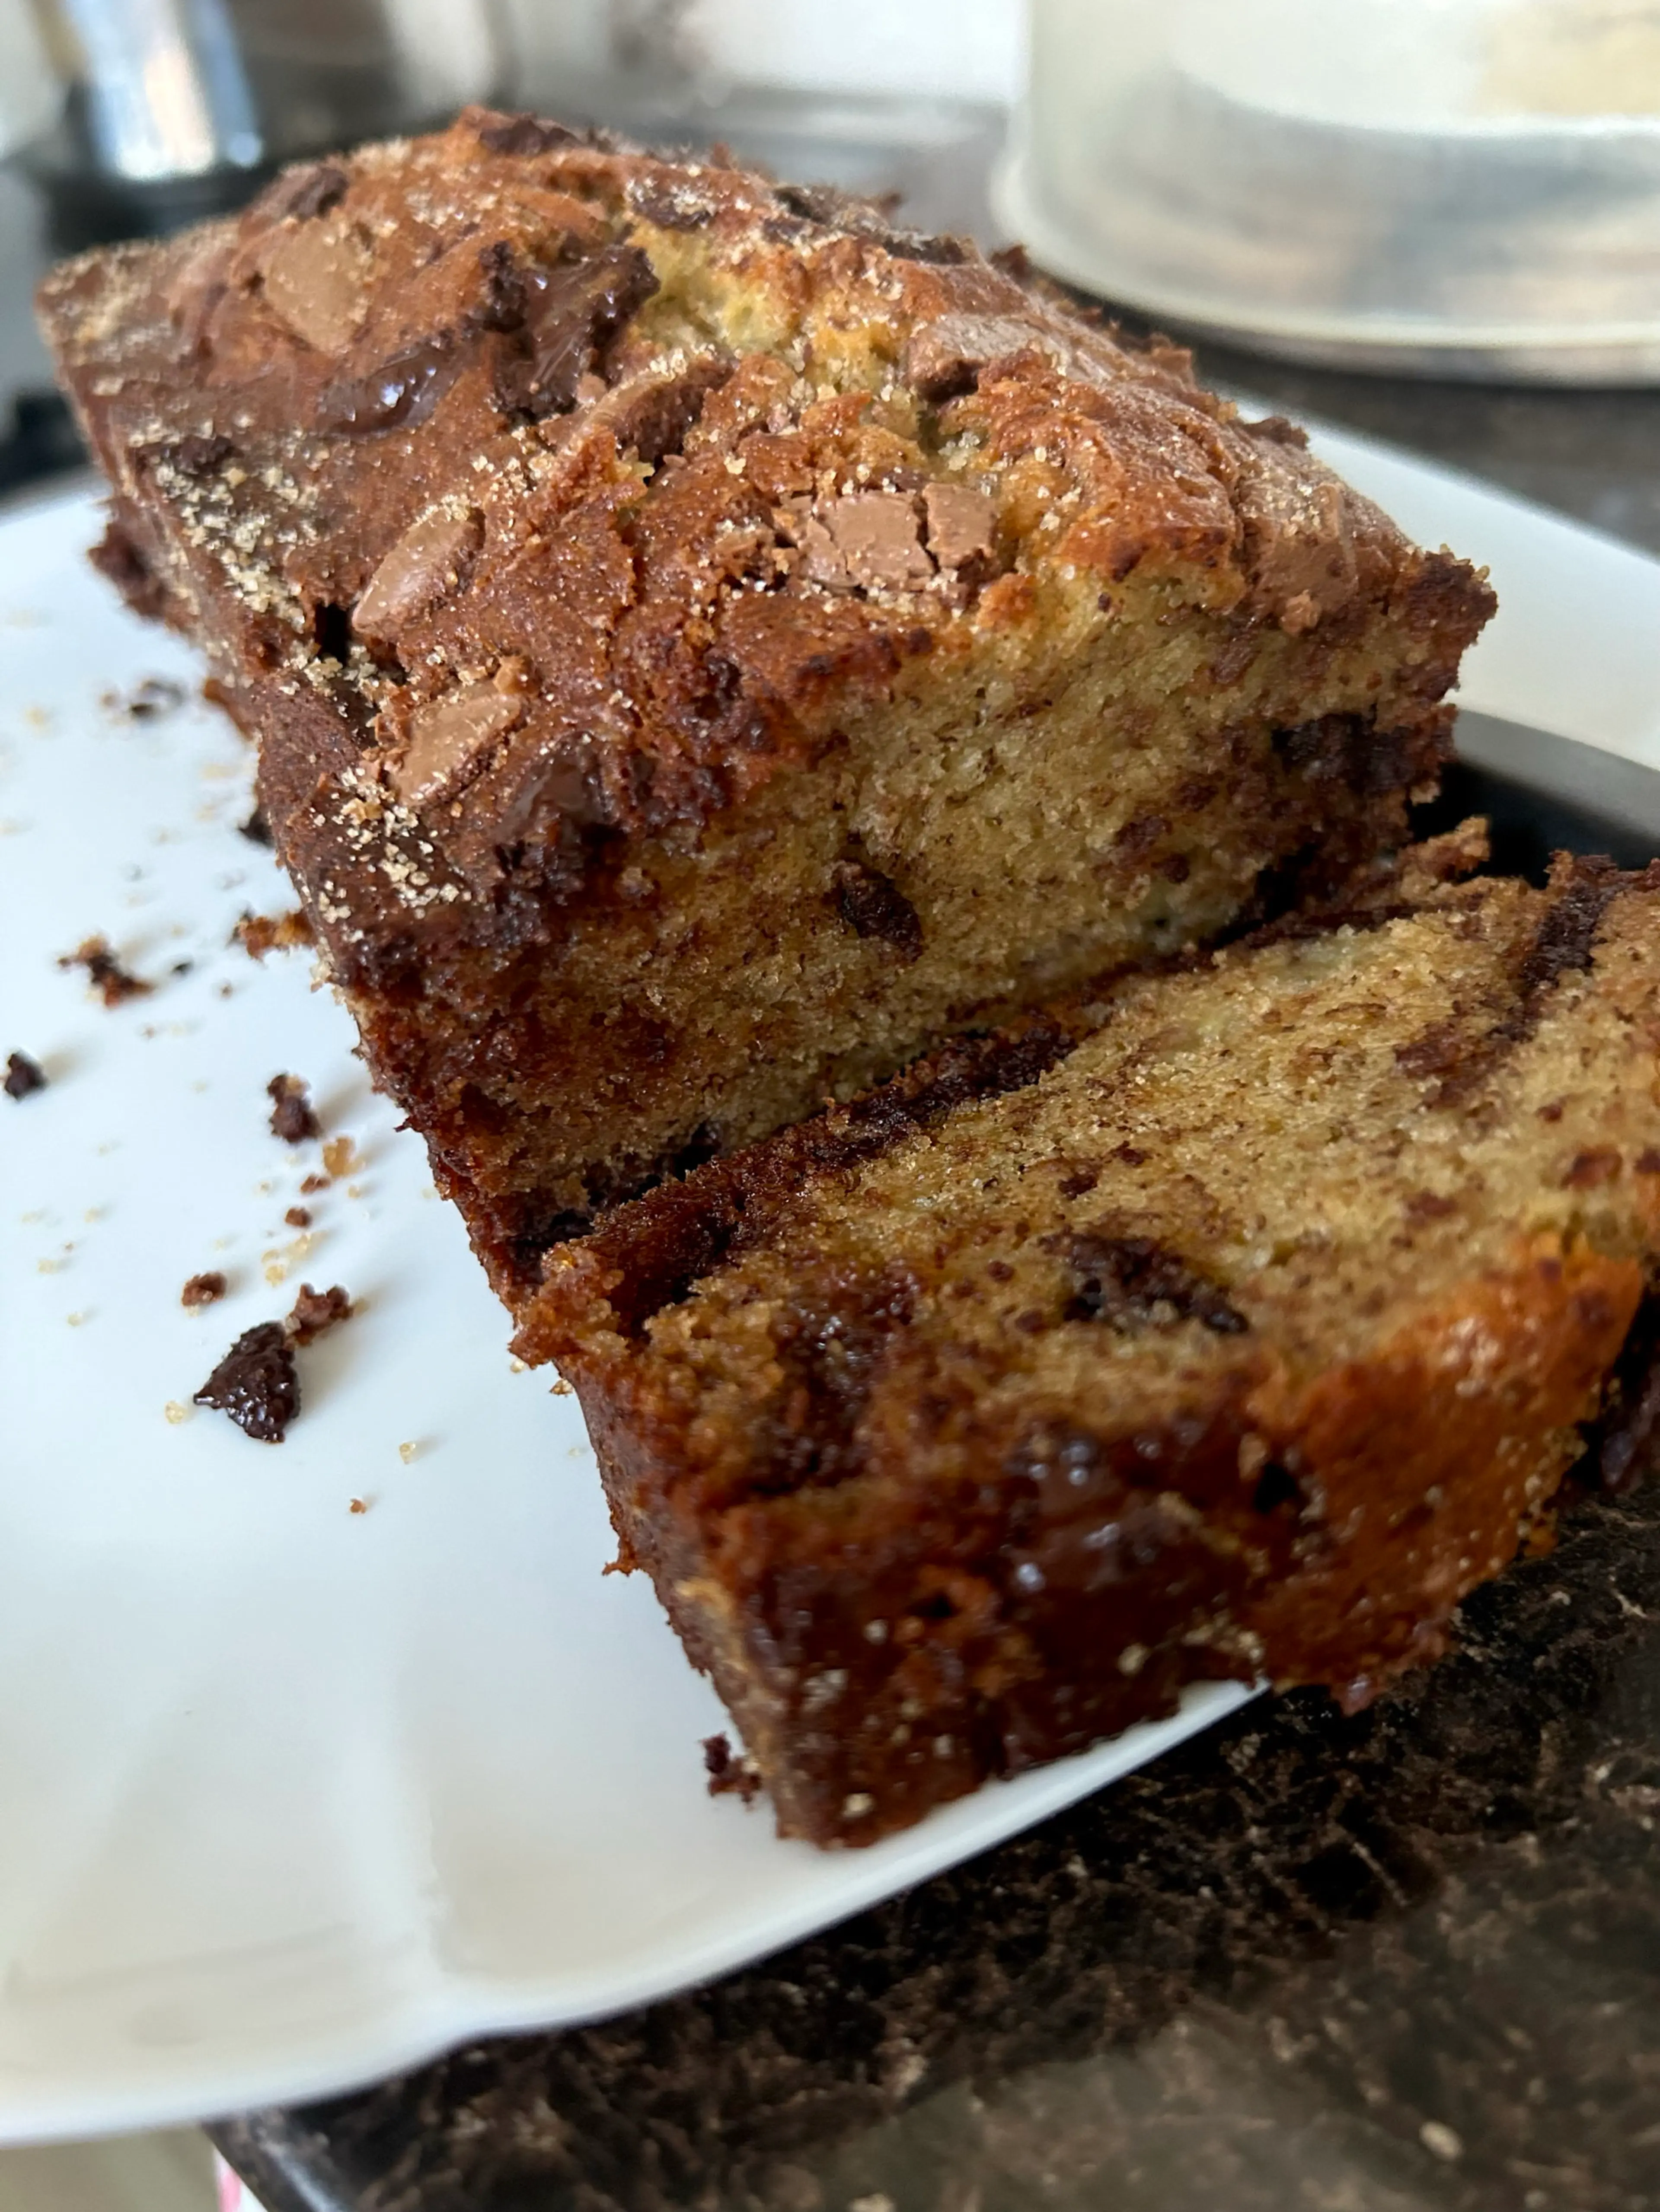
(519, 847), (1660, 1846)
(40, 107), (1492, 1300)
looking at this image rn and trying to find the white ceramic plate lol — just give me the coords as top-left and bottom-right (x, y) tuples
(2, 453), (1657, 2146)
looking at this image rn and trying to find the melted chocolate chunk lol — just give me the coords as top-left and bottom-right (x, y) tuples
(57, 936), (151, 1007)
(476, 112), (582, 156)
(267, 1073), (321, 1144)
(1058, 1233), (1248, 1335)
(318, 333), (463, 437)
(194, 1322), (300, 1442)
(830, 860), (923, 961)
(4, 1051), (45, 1100)
(484, 243), (659, 421)
(279, 162), (350, 222)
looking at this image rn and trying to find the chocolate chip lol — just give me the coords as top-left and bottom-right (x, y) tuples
(830, 860), (923, 961)
(260, 218), (372, 354)
(903, 313), (1041, 402)
(4, 1052), (45, 1100)
(922, 482), (997, 573)
(353, 508), (483, 643)
(390, 685), (522, 808)
(181, 1271), (227, 1308)
(805, 492), (934, 594)
(267, 1073), (321, 1144)
(476, 112), (582, 156)
(195, 1323), (299, 1442)
(1057, 1233), (1248, 1334)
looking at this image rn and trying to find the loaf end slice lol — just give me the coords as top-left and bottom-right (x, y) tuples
(40, 108), (1493, 1300)
(519, 849), (1660, 1845)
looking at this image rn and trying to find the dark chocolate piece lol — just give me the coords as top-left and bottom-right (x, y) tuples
(4, 1051), (46, 1100)
(194, 1321), (300, 1442)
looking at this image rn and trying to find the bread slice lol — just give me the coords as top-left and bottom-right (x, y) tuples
(40, 107), (1491, 1301)
(518, 845), (1660, 1846)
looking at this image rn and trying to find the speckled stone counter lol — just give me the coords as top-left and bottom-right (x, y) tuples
(213, 128), (1660, 2212)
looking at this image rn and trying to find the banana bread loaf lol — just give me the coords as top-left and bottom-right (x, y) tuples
(518, 845), (1660, 1846)
(40, 108), (1493, 1300)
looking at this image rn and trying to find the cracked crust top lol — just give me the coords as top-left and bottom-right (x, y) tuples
(40, 106), (1480, 983)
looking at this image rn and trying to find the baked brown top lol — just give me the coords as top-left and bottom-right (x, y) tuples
(40, 107), (1480, 983)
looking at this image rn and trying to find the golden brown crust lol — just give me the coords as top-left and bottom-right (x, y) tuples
(40, 110), (1473, 939)
(521, 857), (1660, 1846)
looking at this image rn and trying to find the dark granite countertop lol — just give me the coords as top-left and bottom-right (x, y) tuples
(183, 118), (1660, 2212)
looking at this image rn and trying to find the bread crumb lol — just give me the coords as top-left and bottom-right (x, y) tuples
(181, 1269), (227, 1308)
(234, 908), (314, 959)
(397, 1439), (418, 1463)
(349, 1495), (369, 1514)
(66, 1311), (88, 1326)
(4, 1051), (46, 1100)
(284, 1281), (352, 1344)
(551, 1377), (571, 1396)
(267, 1073), (320, 1143)
(57, 936), (152, 1006)
(300, 1172), (330, 1194)
(322, 1135), (358, 1177)
(284, 1205), (311, 1228)
(164, 1399), (192, 1424)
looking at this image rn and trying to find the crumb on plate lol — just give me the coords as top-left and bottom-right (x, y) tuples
(57, 936), (151, 1006)
(4, 1051), (46, 1100)
(285, 1281), (353, 1344)
(267, 1073), (320, 1144)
